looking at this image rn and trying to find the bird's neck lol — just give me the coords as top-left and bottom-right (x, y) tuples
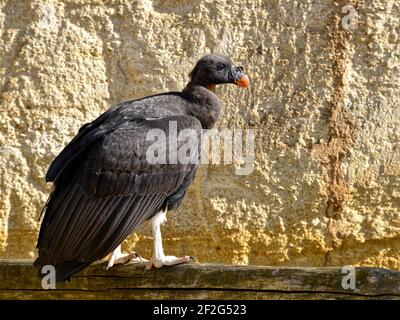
(182, 82), (221, 129)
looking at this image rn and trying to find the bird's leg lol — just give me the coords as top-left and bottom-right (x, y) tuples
(146, 209), (195, 270)
(106, 244), (148, 270)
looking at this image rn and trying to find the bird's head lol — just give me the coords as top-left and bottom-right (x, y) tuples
(189, 54), (250, 91)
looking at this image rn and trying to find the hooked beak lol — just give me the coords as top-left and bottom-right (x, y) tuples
(231, 65), (250, 88)
(235, 75), (250, 88)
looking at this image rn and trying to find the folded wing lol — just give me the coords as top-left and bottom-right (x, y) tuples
(36, 114), (201, 281)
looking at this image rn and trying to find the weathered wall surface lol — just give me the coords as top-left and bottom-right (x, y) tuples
(0, 0), (399, 269)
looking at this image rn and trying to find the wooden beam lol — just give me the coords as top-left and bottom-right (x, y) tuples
(1, 260), (399, 299)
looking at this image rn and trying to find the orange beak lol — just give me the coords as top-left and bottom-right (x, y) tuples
(235, 75), (250, 88)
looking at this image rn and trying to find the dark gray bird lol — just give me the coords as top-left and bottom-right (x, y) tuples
(34, 54), (250, 282)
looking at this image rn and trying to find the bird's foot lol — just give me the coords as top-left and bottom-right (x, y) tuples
(145, 255), (198, 270)
(107, 251), (148, 270)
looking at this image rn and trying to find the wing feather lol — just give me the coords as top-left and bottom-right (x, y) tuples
(36, 114), (202, 281)
(64, 197), (121, 259)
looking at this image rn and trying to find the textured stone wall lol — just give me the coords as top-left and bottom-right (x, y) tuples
(0, 0), (399, 270)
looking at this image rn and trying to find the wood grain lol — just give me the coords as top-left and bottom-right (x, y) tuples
(1, 260), (399, 299)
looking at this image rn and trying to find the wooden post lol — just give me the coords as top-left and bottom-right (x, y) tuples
(1, 260), (399, 299)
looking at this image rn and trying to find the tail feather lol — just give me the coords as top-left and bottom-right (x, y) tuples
(34, 258), (91, 283)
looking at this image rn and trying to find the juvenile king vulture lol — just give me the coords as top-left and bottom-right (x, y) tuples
(35, 54), (250, 282)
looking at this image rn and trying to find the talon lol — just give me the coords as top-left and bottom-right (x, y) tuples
(146, 210), (196, 270)
(106, 245), (148, 269)
(145, 262), (154, 271)
(133, 252), (146, 262)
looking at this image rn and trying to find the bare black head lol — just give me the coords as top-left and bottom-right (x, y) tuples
(183, 54), (249, 128)
(188, 54), (250, 91)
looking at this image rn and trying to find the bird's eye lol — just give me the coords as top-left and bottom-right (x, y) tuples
(217, 63), (225, 71)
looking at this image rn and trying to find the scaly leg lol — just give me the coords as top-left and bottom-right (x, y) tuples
(106, 244), (148, 270)
(146, 209), (197, 270)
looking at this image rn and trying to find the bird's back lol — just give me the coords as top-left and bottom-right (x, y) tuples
(36, 92), (202, 281)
